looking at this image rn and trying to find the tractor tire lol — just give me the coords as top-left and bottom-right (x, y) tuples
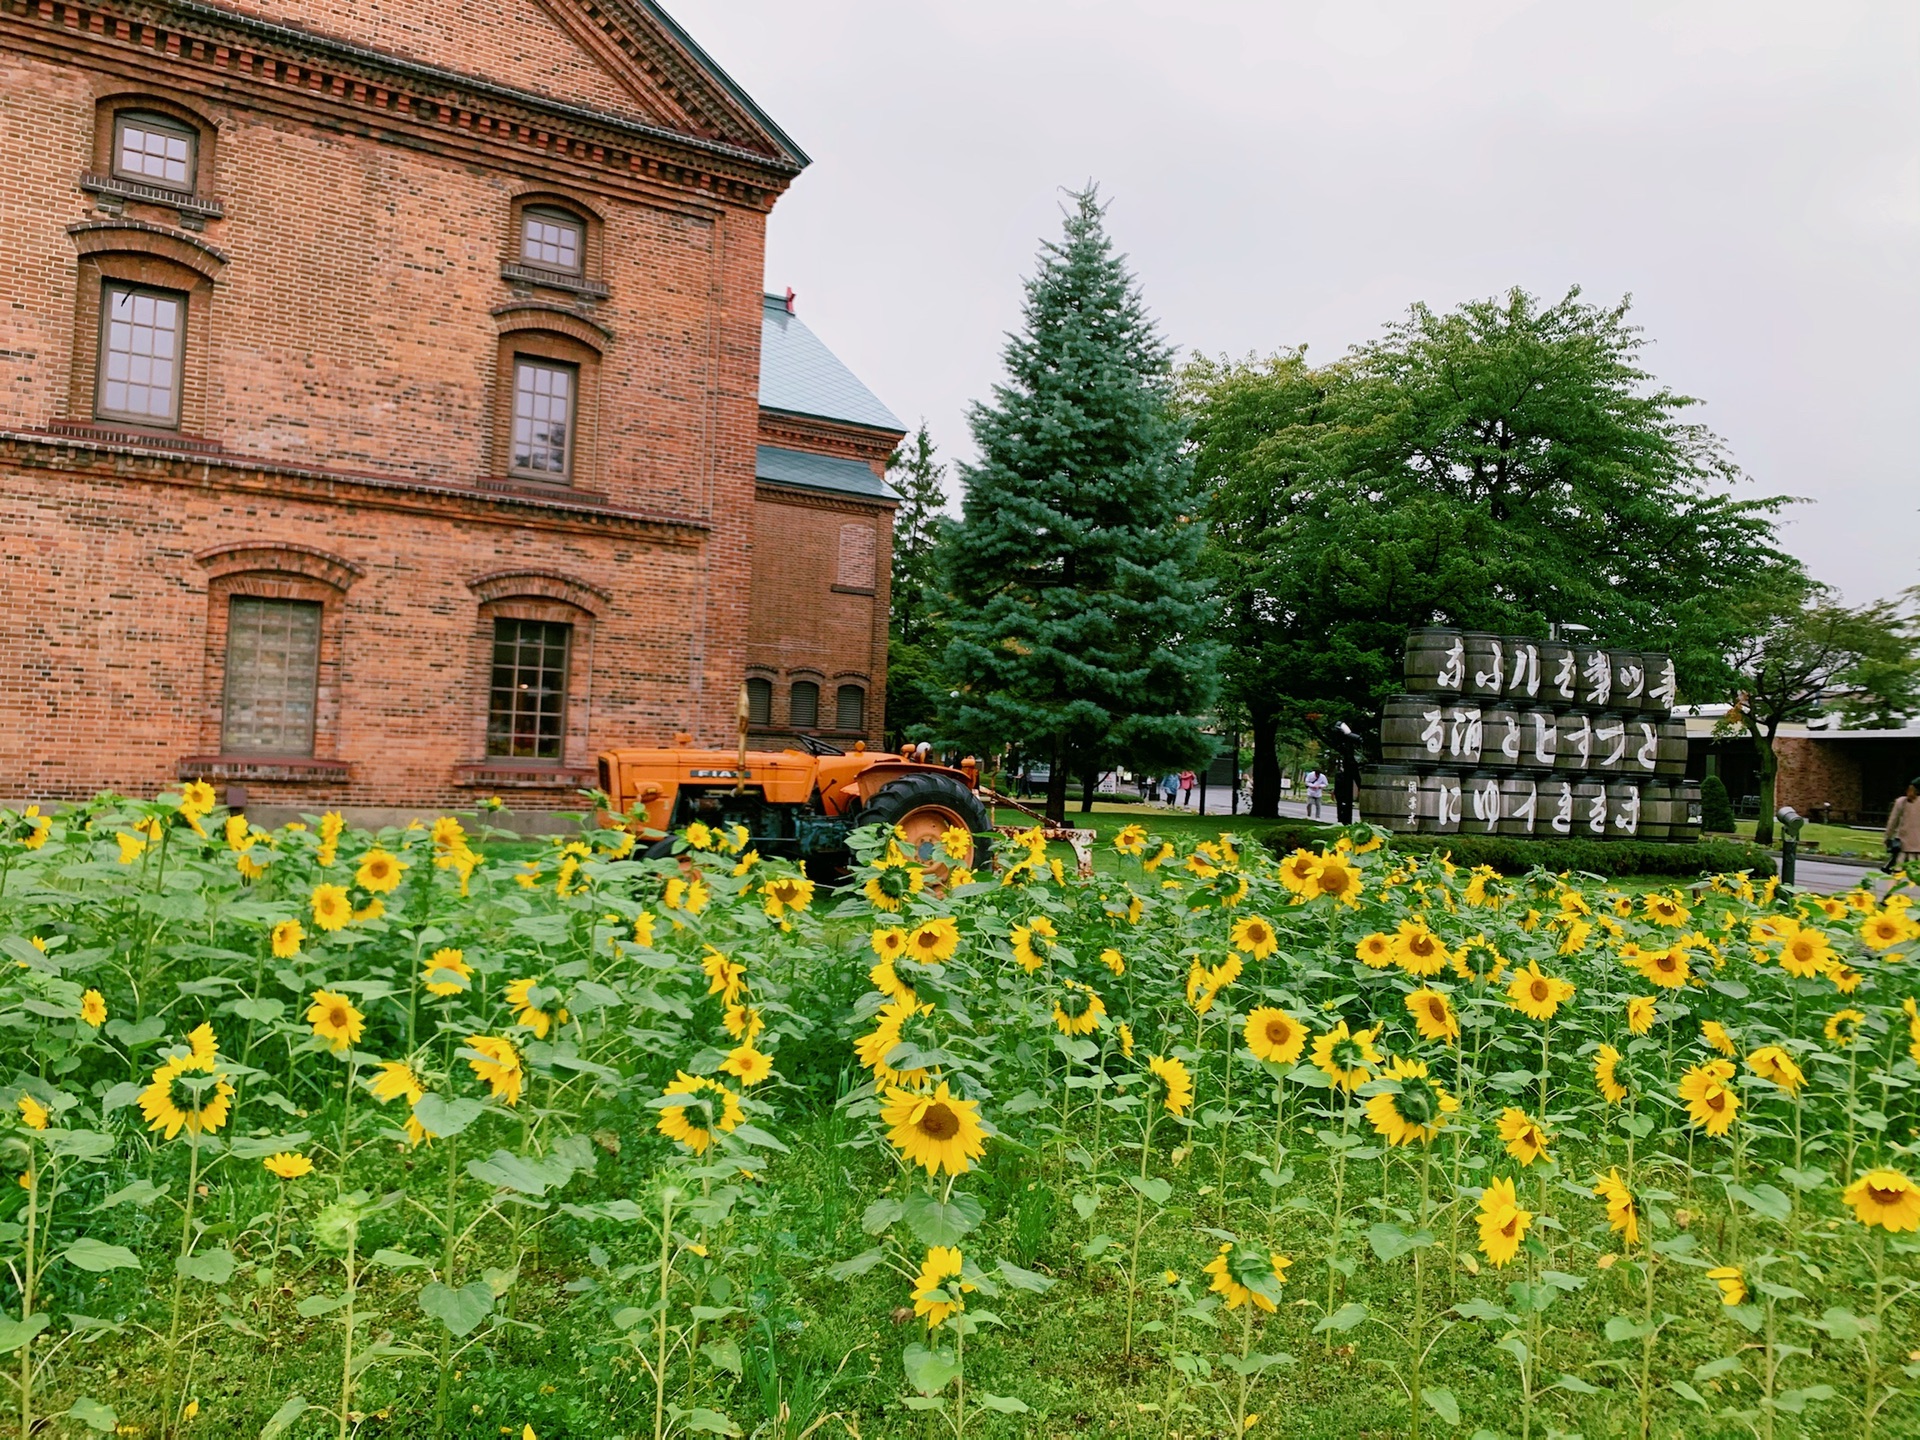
(855, 772), (993, 870)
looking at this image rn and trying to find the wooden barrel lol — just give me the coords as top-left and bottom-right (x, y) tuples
(1464, 632), (1505, 699)
(1673, 780), (1703, 842)
(1654, 716), (1688, 777)
(1605, 780), (1642, 838)
(1626, 716), (1661, 776)
(1419, 771), (1462, 834)
(1497, 774), (1539, 836)
(1542, 776), (1577, 836)
(1359, 765), (1423, 833)
(1638, 780), (1676, 842)
(1576, 645), (1614, 707)
(1611, 652), (1647, 713)
(1555, 711), (1593, 770)
(1644, 653), (1677, 716)
(1521, 708), (1558, 770)
(1590, 712), (1627, 773)
(1502, 636), (1542, 701)
(1441, 702), (1483, 766)
(1404, 627), (1465, 695)
(1574, 777), (1609, 839)
(1381, 695), (1447, 764)
(1540, 641), (1577, 704)
(1463, 771), (1503, 834)
(1483, 706), (1522, 767)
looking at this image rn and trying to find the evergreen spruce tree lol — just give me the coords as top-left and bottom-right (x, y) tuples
(883, 423), (952, 746)
(940, 188), (1217, 823)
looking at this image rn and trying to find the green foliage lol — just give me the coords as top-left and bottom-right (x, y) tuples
(884, 422), (952, 744)
(940, 187), (1218, 818)
(1183, 288), (1792, 813)
(1258, 822), (1772, 877)
(1701, 773), (1737, 834)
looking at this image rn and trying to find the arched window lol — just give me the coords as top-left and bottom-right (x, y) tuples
(519, 205), (585, 275)
(835, 684), (866, 732)
(789, 680), (819, 728)
(745, 677), (773, 726)
(112, 110), (196, 191)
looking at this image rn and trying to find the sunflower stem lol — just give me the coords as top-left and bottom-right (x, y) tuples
(653, 1188), (675, 1440)
(1122, 1098), (1157, 1359)
(17, 1143), (36, 1440)
(162, 1128), (201, 1438)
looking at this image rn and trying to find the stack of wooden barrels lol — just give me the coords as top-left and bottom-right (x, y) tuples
(1358, 629), (1703, 842)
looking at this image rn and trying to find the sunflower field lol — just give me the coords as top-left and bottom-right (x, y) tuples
(0, 789), (1917, 1439)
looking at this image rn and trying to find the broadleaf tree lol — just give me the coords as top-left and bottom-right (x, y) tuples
(940, 188), (1218, 823)
(1183, 287), (1793, 816)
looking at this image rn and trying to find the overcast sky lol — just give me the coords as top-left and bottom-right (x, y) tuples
(671, 0), (1918, 606)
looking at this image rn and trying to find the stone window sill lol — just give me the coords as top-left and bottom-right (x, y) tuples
(178, 755), (349, 783)
(500, 262), (609, 300)
(454, 762), (596, 790)
(81, 173), (224, 228)
(830, 584), (875, 596)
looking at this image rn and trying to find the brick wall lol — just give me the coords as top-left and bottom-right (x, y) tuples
(0, 0), (806, 816)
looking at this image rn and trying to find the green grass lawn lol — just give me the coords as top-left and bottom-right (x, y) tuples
(1722, 819), (1885, 859)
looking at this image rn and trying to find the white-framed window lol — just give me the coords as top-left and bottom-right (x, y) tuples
(97, 283), (184, 426)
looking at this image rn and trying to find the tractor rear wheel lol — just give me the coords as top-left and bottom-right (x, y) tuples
(856, 772), (993, 870)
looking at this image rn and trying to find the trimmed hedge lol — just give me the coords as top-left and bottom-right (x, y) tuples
(1254, 822), (1774, 879)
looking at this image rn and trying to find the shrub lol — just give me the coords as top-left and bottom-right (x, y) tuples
(1257, 822), (1773, 878)
(1701, 773), (1737, 833)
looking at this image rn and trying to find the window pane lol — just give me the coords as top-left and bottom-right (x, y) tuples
(98, 286), (182, 424)
(745, 677), (772, 726)
(836, 684), (865, 732)
(521, 210), (583, 271)
(486, 619), (571, 761)
(222, 598), (321, 755)
(511, 359), (573, 477)
(789, 681), (819, 728)
(114, 116), (193, 188)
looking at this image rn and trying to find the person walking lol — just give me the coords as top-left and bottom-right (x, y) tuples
(1303, 768), (1328, 819)
(1160, 773), (1179, 807)
(1886, 777), (1920, 873)
(1178, 770), (1196, 809)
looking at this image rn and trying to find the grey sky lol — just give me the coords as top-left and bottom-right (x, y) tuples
(672, 1), (1918, 606)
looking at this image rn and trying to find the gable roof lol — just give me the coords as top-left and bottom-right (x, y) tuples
(756, 444), (899, 502)
(759, 294), (904, 432)
(629, 0), (809, 167)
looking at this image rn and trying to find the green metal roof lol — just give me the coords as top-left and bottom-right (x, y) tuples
(759, 294), (904, 432)
(755, 444), (899, 502)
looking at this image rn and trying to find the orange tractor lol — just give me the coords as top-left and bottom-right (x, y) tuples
(596, 722), (993, 877)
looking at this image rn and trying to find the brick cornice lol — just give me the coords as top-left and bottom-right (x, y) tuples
(5, 0), (798, 210)
(757, 409), (903, 465)
(1, 429), (711, 546)
(753, 479), (897, 516)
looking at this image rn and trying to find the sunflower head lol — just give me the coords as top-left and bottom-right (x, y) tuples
(1843, 1168), (1920, 1232)
(881, 1081), (988, 1175)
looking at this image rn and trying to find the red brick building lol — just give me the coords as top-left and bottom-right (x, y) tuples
(0, 0), (901, 822)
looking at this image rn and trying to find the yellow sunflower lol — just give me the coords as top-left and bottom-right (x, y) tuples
(1861, 912), (1913, 951)
(1276, 849), (1320, 894)
(1824, 1008), (1867, 1046)
(1497, 1107), (1552, 1166)
(369, 1060), (425, 1105)
(1742, 1044), (1804, 1094)
(1231, 915), (1279, 959)
(1009, 917), (1057, 974)
(1633, 947), (1691, 989)
(910, 1245), (976, 1328)
(310, 883), (352, 933)
(1777, 929), (1836, 978)
(1842, 1168), (1920, 1232)
(354, 848), (407, 894)
(1113, 823), (1148, 856)
(16, 1094), (48, 1131)
(1626, 995), (1658, 1036)
(1594, 1044), (1629, 1105)
(1307, 854), (1363, 906)
(137, 1049), (234, 1142)
(1404, 987), (1459, 1044)
(701, 948), (747, 1006)
(506, 977), (566, 1039)
(1707, 1266), (1747, 1305)
(465, 1035), (524, 1106)
(1507, 961), (1575, 1021)
(1477, 1175), (1532, 1268)
(863, 856), (926, 912)
(855, 995), (932, 1087)
(1592, 1167), (1639, 1247)
(306, 990), (364, 1055)
(1700, 1020), (1735, 1057)
(721, 1044), (774, 1087)
(762, 874), (816, 919)
(1392, 919), (1452, 978)
(724, 1003), (765, 1043)
(1310, 1021), (1382, 1092)
(1244, 1007), (1307, 1065)
(1677, 1059), (1739, 1137)
(1202, 1241), (1291, 1312)
(870, 927), (908, 961)
(1052, 979), (1107, 1036)
(1642, 892), (1690, 927)
(423, 947), (472, 997)
(881, 1081), (988, 1176)
(657, 1072), (744, 1155)
(1100, 947), (1126, 976)
(263, 1152), (313, 1180)
(1355, 932), (1395, 969)
(906, 917), (961, 964)
(1147, 1055), (1195, 1116)
(1365, 1056), (1459, 1146)
(79, 990), (107, 1028)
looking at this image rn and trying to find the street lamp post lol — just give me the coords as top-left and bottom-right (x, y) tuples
(1776, 805), (1805, 889)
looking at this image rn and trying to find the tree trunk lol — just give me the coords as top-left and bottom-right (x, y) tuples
(1079, 760), (1098, 814)
(1248, 706), (1281, 818)
(1752, 727), (1779, 847)
(1045, 737), (1069, 826)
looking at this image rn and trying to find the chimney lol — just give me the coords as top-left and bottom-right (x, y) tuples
(784, 287), (795, 314)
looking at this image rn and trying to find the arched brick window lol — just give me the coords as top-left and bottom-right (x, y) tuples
(835, 683), (866, 733)
(745, 677), (773, 726)
(789, 679), (819, 729)
(464, 571), (607, 774)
